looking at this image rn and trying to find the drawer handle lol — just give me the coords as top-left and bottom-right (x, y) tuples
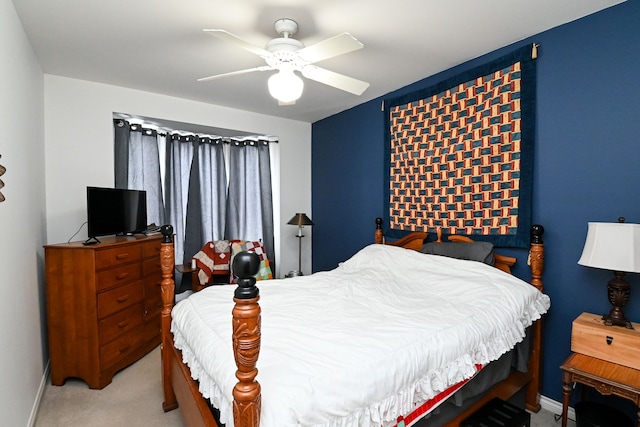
(117, 295), (129, 303)
(606, 336), (613, 345)
(116, 253), (130, 260)
(116, 272), (130, 280)
(118, 344), (131, 354)
(117, 320), (130, 328)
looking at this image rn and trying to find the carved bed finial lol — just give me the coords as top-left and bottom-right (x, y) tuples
(530, 224), (544, 245)
(161, 224), (174, 243)
(232, 251), (262, 427)
(233, 252), (261, 299)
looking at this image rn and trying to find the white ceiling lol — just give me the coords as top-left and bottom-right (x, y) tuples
(13, 0), (624, 124)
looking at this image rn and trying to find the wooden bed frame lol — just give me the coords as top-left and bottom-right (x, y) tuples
(159, 220), (545, 427)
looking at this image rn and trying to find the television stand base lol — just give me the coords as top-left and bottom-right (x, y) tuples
(83, 237), (100, 245)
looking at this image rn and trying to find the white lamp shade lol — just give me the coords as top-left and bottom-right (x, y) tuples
(268, 70), (303, 103)
(578, 222), (640, 273)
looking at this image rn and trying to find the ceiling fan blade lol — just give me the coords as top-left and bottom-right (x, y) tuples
(198, 66), (272, 82)
(203, 29), (271, 57)
(301, 65), (369, 95)
(297, 33), (364, 63)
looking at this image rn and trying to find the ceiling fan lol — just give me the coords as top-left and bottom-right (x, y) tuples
(198, 18), (370, 104)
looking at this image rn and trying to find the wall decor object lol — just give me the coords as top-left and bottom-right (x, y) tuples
(0, 154), (5, 202)
(383, 44), (537, 248)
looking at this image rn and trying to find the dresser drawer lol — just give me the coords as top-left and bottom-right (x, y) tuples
(96, 262), (142, 291)
(143, 312), (161, 344)
(144, 295), (163, 320)
(143, 273), (162, 298)
(99, 303), (144, 344)
(97, 281), (144, 319)
(143, 256), (161, 278)
(96, 245), (143, 270)
(142, 239), (161, 259)
(100, 327), (144, 370)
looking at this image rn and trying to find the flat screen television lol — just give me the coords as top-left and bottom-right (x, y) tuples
(86, 186), (148, 243)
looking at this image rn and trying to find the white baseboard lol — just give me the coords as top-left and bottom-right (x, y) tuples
(540, 394), (575, 421)
(27, 360), (50, 427)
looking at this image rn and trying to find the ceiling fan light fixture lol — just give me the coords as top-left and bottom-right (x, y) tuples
(200, 19), (369, 100)
(268, 70), (303, 103)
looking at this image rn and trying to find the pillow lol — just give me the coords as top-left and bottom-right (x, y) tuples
(420, 241), (495, 265)
(229, 240), (273, 283)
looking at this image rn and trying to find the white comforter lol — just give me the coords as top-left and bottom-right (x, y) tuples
(171, 243), (550, 427)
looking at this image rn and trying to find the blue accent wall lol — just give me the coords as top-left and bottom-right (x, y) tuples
(312, 0), (640, 410)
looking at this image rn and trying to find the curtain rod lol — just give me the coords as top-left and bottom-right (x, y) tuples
(113, 118), (278, 143)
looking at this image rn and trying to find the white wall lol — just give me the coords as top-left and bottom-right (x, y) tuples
(0, 5), (310, 422)
(0, 1), (47, 425)
(44, 75), (312, 276)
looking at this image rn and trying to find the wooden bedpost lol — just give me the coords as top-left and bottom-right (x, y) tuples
(232, 251), (262, 427)
(375, 217), (384, 244)
(159, 225), (178, 412)
(526, 224), (545, 412)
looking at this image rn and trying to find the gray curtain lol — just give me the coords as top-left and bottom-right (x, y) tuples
(113, 119), (164, 226)
(182, 136), (227, 263)
(164, 134), (195, 269)
(114, 120), (130, 189)
(225, 139), (275, 274)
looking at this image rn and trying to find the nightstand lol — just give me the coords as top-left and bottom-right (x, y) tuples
(175, 263), (203, 291)
(560, 352), (640, 427)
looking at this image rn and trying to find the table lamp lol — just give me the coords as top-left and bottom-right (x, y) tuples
(578, 218), (640, 328)
(287, 213), (313, 277)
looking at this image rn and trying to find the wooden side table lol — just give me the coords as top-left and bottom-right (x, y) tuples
(560, 352), (640, 427)
(175, 263), (203, 291)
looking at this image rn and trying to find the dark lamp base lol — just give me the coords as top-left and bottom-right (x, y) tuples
(602, 313), (633, 329)
(603, 271), (633, 329)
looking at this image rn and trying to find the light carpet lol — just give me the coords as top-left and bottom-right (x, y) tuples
(35, 346), (185, 427)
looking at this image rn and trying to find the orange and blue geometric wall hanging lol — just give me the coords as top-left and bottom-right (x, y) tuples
(384, 45), (537, 248)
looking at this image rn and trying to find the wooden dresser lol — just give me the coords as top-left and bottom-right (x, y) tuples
(45, 234), (163, 389)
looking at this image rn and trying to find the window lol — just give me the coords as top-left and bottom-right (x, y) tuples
(113, 117), (276, 279)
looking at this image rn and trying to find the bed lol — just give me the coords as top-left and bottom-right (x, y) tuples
(158, 219), (548, 427)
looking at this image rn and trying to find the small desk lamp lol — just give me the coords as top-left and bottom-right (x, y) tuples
(578, 218), (640, 328)
(287, 213), (313, 277)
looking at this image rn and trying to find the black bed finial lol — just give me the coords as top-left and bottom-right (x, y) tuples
(531, 224), (544, 244)
(376, 217), (383, 230)
(160, 224), (174, 243)
(233, 251), (261, 299)
(618, 217), (626, 223)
